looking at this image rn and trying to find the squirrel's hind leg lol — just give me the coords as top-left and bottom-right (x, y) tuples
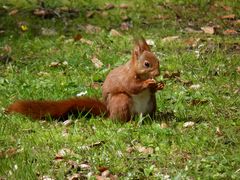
(107, 93), (132, 122)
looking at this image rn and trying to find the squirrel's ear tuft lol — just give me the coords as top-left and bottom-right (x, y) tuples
(132, 37), (151, 61)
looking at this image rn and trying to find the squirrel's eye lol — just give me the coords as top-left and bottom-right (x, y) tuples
(144, 61), (150, 68)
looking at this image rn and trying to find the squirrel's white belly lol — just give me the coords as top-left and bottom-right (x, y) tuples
(131, 89), (152, 115)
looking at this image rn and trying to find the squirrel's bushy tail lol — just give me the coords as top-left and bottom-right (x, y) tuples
(6, 98), (107, 120)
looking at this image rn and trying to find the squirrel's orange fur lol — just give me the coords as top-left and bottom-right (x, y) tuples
(6, 38), (164, 122)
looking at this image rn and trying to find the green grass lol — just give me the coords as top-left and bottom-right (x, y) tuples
(0, 0), (240, 179)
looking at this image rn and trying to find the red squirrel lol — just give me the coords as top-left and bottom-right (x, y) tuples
(6, 38), (164, 122)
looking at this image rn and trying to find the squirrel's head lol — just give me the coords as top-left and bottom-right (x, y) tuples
(131, 37), (160, 80)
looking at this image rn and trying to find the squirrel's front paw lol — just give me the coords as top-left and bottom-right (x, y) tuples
(156, 81), (165, 90)
(143, 79), (157, 89)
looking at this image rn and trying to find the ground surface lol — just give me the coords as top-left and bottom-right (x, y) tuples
(0, 0), (240, 179)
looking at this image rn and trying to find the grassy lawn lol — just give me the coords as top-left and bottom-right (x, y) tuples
(0, 0), (240, 179)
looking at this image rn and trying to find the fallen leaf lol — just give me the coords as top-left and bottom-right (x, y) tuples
(222, 5), (232, 11)
(55, 148), (72, 160)
(189, 84), (201, 90)
(163, 71), (180, 79)
(146, 39), (155, 46)
(221, 14), (236, 20)
(8, 9), (18, 16)
(33, 8), (54, 18)
(119, 3), (129, 9)
(109, 29), (122, 36)
(185, 27), (202, 33)
(79, 163), (91, 169)
(223, 29), (238, 35)
(67, 174), (81, 180)
(80, 38), (93, 45)
(162, 36), (179, 42)
(73, 34), (82, 41)
(216, 127), (223, 136)
(86, 11), (95, 18)
(79, 141), (105, 150)
(185, 38), (201, 48)
(37, 71), (50, 76)
(3, 44), (12, 53)
(49, 61), (61, 67)
(41, 175), (55, 180)
(84, 24), (101, 34)
(90, 82), (102, 89)
(201, 26), (215, 34)
(41, 28), (57, 36)
(98, 167), (109, 173)
(76, 91), (87, 97)
(154, 15), (169, 20)
(62, 129), (69, 137)
(160, 121), (169, 128)
(237, 66), (240, 73)
(62, 119), (73, 126)
(104, 3), (115, 10)
(101, 170), (110, 177)
(91, 56), (103, 68)
(120, 22), (132, 31)
(136, 145), (154, 154)
(190, 99), (208, 106)
(183, 121), (195, 128)
(0, 147), (19, 158)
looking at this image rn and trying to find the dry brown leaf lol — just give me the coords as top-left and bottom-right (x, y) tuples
(104, 3), (115, 10)
(160, 121), (169, 128)
(38, 71), (50, 76)
(40, 175), (55, 180)
(222, 5), (232, 11)
(237, 66), (240, 74)
(154, 15), (169, 20)
(80, 38), (93, 45)
(223, 29), (238, 35)
(136, 145), (154, 154)
(67, 174), (81, 180)
(3, 44), (12, 53)
(33, 8), (54, 18)
(163, 71), (180, 79)
(216, 127), (224, 136)
(162, 36), (179, 42)
(120, 22), (131, 31)
(190, 99), (208, 106)
(109, 29), (122, 36)
(221, 14), (236, 20)
(90, 82), (102, 89)
(0, 147), (19, 158)
(201, 26), (215, 34)
(189, 84), (201, 90)
(146, 39), (155, 46)
(62, 119), (73, 126)
(98, 166), (109, 173)
(185, 38), (201, 48)
(91, 56), (103, 68)
(84, 24), (101, 34)
(183, 121), (195, 128)
(62, 129), (69, 137)
(41, 28), (57, 36)
(79, 163), (91, 169)
(73, 34), (82, 41)
(86, 11), (95, 18)
(8, 9), (18, 16)
(119, 3), (129, 9)
(101, 170), (110, 177)
(185, 27), (202, 33)
(55, 148), (72, 160)
(49, 61), (61, 67)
